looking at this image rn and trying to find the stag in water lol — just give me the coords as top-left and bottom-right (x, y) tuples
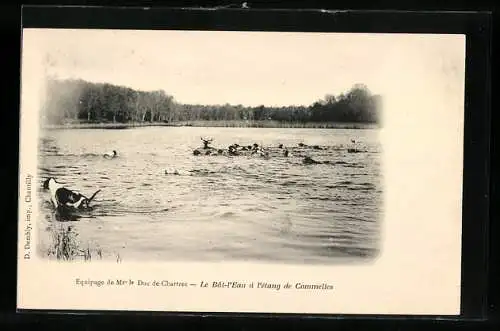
(201, 137), (213, 149)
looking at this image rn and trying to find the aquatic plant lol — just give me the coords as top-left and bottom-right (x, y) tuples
(45, 223), (120, 262)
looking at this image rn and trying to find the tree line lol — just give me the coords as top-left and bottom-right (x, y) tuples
(42, 78), (382, 125)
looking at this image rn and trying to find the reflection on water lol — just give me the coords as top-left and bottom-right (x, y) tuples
(37, 127), (382, 264)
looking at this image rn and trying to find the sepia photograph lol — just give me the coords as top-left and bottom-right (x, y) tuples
(35, 29), (383, 264)
(18, 22), (467, 315)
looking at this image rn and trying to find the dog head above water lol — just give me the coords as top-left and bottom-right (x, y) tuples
(43, 177), (60, 190)
(104, 150), (118, 159)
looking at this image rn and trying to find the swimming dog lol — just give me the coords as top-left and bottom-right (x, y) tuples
(103, 150), (117, 159)
(43, 177), (101, 211)
(303, 156), (321, 164)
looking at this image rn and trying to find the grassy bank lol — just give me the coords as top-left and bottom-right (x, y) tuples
(38, 220), (122, 263)
(42, 120), (379, 130)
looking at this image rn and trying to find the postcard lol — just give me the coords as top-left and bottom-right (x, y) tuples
(17, 28), (465, 315)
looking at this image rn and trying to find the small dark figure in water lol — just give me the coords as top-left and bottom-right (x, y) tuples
(247, 145), (252, 149)
(205, 150), (212, 155)
(298, 143), (306, 147)
(284, 149), (289, 157)
(313, 145), (323, 150)
(303, 156), (321, 164)
(228, 146), (239, 156)
(201, 137), (213, 149)
(103, 150), (117, 159)
(348, 148), (360, 153)
(251, 143), (260, 154)
(218, 149), (224, 154)
(351, 139), (356, 144)
(193, 150), (201, 156)
(278, 143), (283, 149)
(241, 146), (248, 151)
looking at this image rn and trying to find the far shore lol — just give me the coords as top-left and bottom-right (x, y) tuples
(41, 120), (379, 130)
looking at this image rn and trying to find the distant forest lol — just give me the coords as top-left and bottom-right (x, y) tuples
(42, 78), (382, 125)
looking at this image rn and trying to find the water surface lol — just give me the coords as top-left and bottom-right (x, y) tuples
(37, 126), (382, 264)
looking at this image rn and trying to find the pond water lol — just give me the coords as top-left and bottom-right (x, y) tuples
(37, 126), (382, 264)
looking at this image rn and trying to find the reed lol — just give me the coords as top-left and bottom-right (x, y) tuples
(44, 223), (120, 262)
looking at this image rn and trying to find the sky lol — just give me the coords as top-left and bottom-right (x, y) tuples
(22, 29), (465, 107)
